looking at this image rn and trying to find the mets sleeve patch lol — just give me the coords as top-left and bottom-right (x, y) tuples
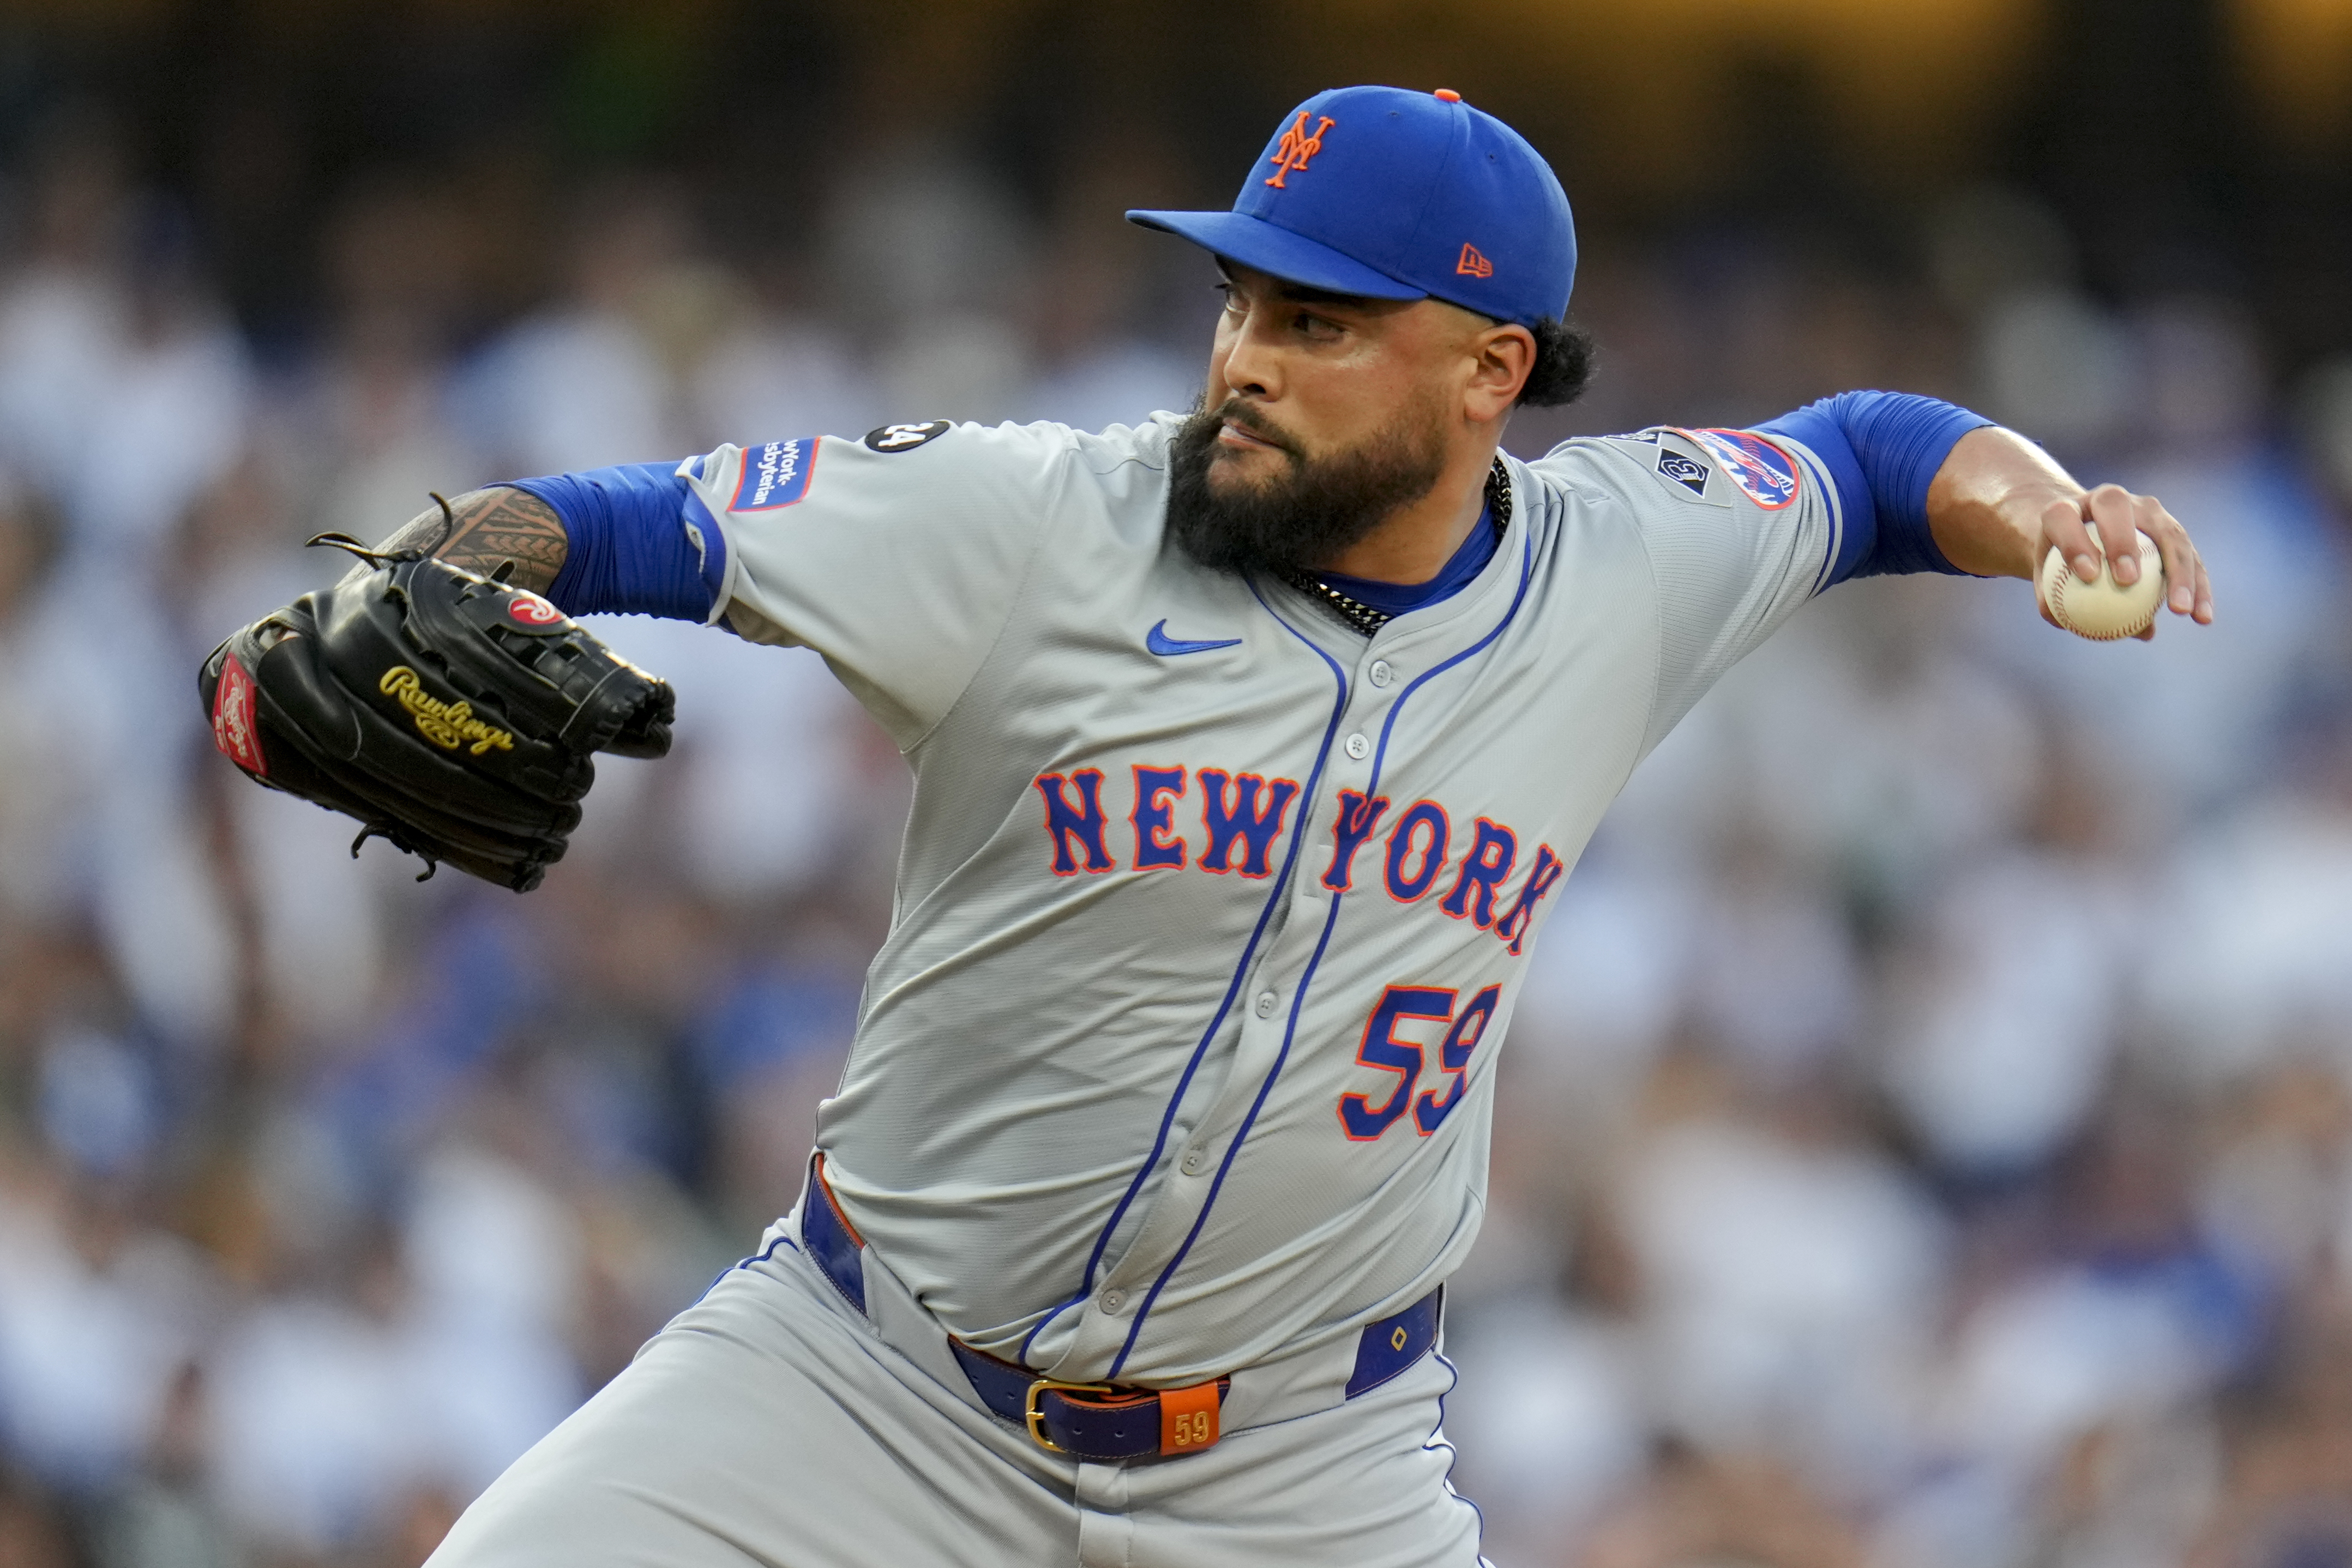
(1671, 428), (1800, 510)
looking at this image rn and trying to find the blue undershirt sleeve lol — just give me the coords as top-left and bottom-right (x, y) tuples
(1757, 390), (1996, 588)
(504, 460), (727, 623)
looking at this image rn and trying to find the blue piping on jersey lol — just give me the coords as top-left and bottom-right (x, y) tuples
(694, 1231), (798, 1307)
(1113, 851), (1348, 1377)
(1109, 523), (1538, 1378)
(1367, 523), (1541, 793)
(1789, 444), (1844, 598)
(1427, 1353), (1489, 1551)
(1017, 611), (1353, 1365)
(1109, 578), (1349, 1377)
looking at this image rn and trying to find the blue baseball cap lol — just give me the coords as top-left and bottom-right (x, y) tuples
(1129, 85), (1576, 329)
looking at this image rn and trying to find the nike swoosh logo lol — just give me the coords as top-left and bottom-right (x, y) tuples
(1146, 620), (1242, 657)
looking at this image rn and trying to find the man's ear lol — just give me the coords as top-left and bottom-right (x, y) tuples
(1465, 323), (1535, 424)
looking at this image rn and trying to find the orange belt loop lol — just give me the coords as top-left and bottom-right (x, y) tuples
(812, 1153), (865, 1247)
(1157, 1380), (1222, 1455)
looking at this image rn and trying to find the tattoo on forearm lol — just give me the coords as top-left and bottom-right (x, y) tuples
(374, 487), (569, 593)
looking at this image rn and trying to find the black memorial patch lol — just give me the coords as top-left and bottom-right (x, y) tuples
(1658, 449), (1710, 497)
(864, 420), (953, 454)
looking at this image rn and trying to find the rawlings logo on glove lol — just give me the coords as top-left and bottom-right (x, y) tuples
(212, 652), (267, 775)
(378, 666), (518, 756)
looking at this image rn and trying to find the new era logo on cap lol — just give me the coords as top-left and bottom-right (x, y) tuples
(1127, 84), (1575, 329)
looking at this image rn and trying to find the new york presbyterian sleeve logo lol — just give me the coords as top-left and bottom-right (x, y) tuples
(1673, 428), (1800, 510)
(730, 438), (820, 511)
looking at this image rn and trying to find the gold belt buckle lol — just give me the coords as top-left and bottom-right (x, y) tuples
(1024, 1378), (1117, 1454)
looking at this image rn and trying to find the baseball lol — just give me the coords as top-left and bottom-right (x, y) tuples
(2038, 534), (2164, 640)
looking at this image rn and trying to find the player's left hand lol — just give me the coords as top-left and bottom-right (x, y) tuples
(2035, 482), (2213, 640)
(198, 524), (675, 892)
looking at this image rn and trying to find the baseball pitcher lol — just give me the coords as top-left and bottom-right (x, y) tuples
(201, 85), (2210, 1567)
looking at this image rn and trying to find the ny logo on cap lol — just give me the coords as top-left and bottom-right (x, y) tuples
(1264, 112), (1336, 189)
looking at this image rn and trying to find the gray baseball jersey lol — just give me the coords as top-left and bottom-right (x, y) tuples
(681, 413), (1844, 1389)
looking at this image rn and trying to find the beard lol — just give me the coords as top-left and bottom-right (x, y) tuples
(1164, 393), (1449, 577)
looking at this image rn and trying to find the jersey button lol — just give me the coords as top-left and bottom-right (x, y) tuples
(1344, 733), (1370, 760)
(1099, 1287), (1126, 1313)
(1181, 1147), (1207, 1175)
(1253, 990), (1278, 1018)
(1369, 660), (1393, 687)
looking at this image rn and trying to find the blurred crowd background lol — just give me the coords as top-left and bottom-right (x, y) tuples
(0, 0), (2347, 1564)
